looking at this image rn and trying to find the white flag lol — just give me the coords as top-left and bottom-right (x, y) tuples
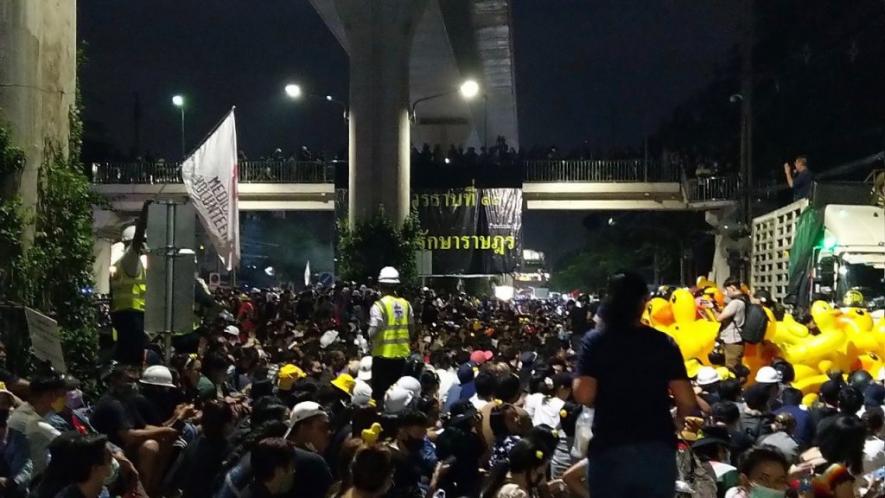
(181, 109), (240, 271)
(304, 260), (311, 287)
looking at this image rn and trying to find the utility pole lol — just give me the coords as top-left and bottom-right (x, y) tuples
(740, 0), (755, 282)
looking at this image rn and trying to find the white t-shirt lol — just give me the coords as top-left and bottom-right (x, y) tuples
(529, 395), (565, 428)
(437, 368), (458, 404)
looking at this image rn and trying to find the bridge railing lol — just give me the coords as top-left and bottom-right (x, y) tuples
(90, 160), (336, 185)
(523, 159), (679, 183)
(685, 175), (741, 203)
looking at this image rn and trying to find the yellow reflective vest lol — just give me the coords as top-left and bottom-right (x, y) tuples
(110, 261), (146, 312)
(371, 295), (412, 358)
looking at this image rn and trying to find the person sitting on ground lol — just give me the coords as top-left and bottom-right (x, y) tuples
(387, 409), (430, 498)
(758, 412), (800, 464)
(724, 446), (790, 498)
(241, 437), (296, 498)
(481, 438), (553, 498)
(691, 425), (739, 497)
(90, 363), (179, 496)
(861, 407), (885, 476)
(285, 401), (334, 498)
(341, 444), (394, 498)
(175, 400), (234, 498)
(773, 387), (814, 449)
(44, 432), (114, 498)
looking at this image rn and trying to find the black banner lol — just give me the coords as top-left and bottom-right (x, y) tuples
(412, 187), (522, 274)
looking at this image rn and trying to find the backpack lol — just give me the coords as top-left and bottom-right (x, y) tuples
(739, 296), (768, 344)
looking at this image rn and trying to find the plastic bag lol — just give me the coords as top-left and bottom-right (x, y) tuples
(571, 406), (594, 459)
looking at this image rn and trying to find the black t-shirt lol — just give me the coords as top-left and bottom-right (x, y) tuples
(793, 169), (813, 200)
(577, 324), (688, 451)
(91, 394), (146, 447)
(292, 446), (333, 498)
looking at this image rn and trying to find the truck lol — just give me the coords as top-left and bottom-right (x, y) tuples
(750, 182), (885, 310)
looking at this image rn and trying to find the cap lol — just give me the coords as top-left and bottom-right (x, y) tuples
(289, 401), (327, 427)
(278, 364), (306, 391)
(140, 365), (176, 388)
(395, 376), (422, 400)
(357, 356), (372, 381)
(457, 363), (476, 384)
(469, 350), (493, 365)
(755, 366), (782, 384)
(224, 325), (240, 337)
(352, 381), (374, 408)
(331, 373), (356, 395)
(384, 386), (414, 414)
(696, 366), (720, 387)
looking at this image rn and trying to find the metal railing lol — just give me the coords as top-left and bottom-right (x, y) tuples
(523, 159), (679, 183)
(90, 160), (336, 185)
(686, 175), (741, 203)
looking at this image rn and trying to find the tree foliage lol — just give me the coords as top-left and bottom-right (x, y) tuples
(338, 211), (424, 285)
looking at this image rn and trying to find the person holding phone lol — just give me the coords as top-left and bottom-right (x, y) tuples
(784, 155), (814, 201)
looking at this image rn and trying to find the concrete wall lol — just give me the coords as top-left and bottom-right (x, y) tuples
(0, 0), (77, 244)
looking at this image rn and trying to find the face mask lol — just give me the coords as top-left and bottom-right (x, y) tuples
(51, 396), (66, 413)
(749, 484), (786, 498)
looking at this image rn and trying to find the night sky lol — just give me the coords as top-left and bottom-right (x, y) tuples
(78, 0), (739, 161)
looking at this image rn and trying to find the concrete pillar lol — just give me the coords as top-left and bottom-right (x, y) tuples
(334, 0), (429, 224)
(0, 0), (77, 246)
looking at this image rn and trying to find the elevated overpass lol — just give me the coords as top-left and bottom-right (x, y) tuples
(91, 159), (739, 213)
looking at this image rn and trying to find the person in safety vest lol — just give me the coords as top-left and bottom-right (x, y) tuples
(110, 201), (150, 365)
(367, 266), (415, 403)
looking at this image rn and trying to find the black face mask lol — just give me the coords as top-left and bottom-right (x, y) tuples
(0, 409), (9, 425)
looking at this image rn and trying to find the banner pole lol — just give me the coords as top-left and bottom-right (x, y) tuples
(163, 201), (176, 363)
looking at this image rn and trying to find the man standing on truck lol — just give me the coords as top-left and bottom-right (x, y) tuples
(784, 155), (814, 201)
(716, 278), (747, 369)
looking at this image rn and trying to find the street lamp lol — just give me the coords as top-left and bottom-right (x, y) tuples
(284, 83), (348, 121)
(284, 83), (303, 99)
(172, 94), (185, 158)
(410, 79), (481, 123)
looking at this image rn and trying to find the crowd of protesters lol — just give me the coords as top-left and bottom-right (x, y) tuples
(3, 268), (885, 497)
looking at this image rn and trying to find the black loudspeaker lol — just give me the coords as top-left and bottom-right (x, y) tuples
(810, 182), (875, 208)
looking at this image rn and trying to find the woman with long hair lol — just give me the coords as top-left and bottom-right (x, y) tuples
(482, 438), (552, 498)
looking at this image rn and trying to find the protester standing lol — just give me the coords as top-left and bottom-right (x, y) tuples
(572, 271), (697, 498)
(367, 267), (415, 403)
(716, 278), (747, 370)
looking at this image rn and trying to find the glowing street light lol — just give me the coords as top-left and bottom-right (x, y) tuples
(459, 79), (480, 99)
(172, 94), (185, 157)
(284, 83), (302, 99)
(411, 79), (482, 123)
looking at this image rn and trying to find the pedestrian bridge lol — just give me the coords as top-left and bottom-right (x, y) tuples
(90, 159), (739, 213)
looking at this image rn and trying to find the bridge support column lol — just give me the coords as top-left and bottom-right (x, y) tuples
(0, 0), (77, 246)
(335, 0), (429, 224)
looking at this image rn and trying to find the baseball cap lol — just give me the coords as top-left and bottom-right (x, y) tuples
(289, 401), (327, 427)
(278, 364), (306, 391)
(395, 376), (422, 400)
(755, 366), (782, 384)
(352, 381), (374, 408)
(696, 366), (720, 387)
(457, 363), (476, 384)
(384, 386), (414, 414)
(470, 350), (493, 365)
(357, 356), (372, 381)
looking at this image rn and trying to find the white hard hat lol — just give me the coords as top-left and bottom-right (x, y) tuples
(395, 376), (422, 400)
(140, 365), (176, 388)
(378, 266), (400, 284)
(358, 356), (373, 381)
(121, 225), (137, 243)
(755, 366), (782, 384)
(695, 366), (720, 387)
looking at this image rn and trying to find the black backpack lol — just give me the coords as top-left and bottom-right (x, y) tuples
(739, 296), (768, 344)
